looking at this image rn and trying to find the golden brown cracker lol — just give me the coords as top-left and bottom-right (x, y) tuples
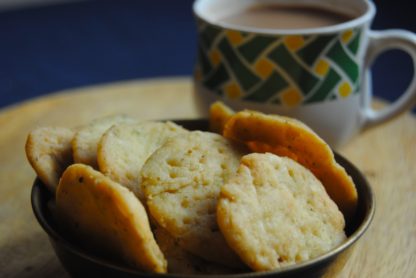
(25, 127), (75, 193)
(209, 101), (235, 134)
(154, 227), (236, 274)
(223, 110), (357, 219)
(141, 131), (246, 268)
(72, 115), (135, 169)
(56, 164), (167, 273)
(97, 121), (187, 201)
(217, 153), (346, 271)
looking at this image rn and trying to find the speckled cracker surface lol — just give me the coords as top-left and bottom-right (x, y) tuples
(72, 115), (135, 169)
(97, 121), (187, 201)
(56, 164), (167, 273)
(154, 227), (236, 274)
(223, 110), (357, 219)
(141, 131), (246, 268)
(25, 127), (75, 193)
(217, 153), (346, 271)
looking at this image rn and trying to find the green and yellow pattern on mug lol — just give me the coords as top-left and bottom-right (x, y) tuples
(193, 0), (416, 148)
(195, 19), (363, 107)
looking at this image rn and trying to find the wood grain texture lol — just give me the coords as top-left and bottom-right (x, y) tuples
(0, 77), (414, 278)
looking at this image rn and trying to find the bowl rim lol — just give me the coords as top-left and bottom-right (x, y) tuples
(30, 119), (375, 278)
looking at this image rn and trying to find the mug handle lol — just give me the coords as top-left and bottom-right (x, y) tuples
(362, 30), (416, 128)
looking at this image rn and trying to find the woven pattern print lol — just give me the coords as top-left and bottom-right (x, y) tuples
(195, 21), (363, 107)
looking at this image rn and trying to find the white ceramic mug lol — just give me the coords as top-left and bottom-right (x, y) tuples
(192, 0), (416, 148)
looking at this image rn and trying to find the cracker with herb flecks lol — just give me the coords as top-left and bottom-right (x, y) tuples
(217, 153), (346, 271)
(56, 164), (167, 273)
(97, 121), (187, 201)
(154, 226), (237, 274)
(25, 126), (75, 193)
(141, 131), (246, 268)
(72, 115), (136, 169)
(223, 110), (357, 220)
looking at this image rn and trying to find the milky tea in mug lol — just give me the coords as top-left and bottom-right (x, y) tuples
(219, 4), (353, 30)
(193, 0), (416, 148)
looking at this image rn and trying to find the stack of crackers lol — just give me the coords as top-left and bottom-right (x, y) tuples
(25, 102), (357, 274)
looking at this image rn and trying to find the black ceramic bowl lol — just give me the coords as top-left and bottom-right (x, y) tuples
(31, 119), (375, 278)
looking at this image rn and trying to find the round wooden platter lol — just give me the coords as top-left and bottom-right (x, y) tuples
(0, 77), (415, 277)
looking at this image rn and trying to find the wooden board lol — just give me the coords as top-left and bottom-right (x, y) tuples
(0, 77), (414, 277)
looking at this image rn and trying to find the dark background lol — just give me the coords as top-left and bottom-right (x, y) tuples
(0, 0), (415, 110)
